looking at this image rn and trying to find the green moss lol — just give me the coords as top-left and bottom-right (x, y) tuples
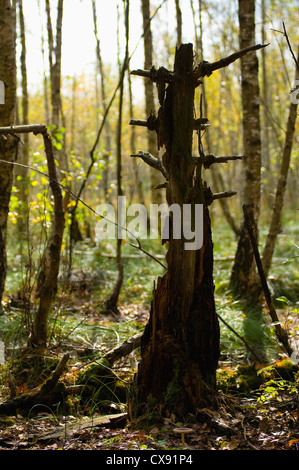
(0, 416), (16, 426)
(77, 358), (111, 385)
(272, 359), (298, 381)
(236, 364), (264, 393)
(217, 364), (264, 394)
(164, 360), (182, 409)
(217, 360), (299, 396)
(77, 358), (127, 405)
(216, 368), (238, 393)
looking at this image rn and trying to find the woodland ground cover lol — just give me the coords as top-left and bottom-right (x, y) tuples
(0, 211), (298, 450)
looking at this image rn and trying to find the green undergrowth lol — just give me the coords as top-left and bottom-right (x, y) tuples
(0, 210), (298, 415)
(217, 359), (299, 404)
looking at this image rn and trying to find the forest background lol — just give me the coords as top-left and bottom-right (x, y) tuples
(0, 0), (298, 451)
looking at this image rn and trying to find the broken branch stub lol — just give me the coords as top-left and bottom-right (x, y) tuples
(202, 154), (244, 169)
(192, 43), (269, 81)
(130, 151), (168, 180)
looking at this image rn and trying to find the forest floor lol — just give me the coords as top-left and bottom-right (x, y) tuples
(1, 219), (299, 452)
(0, 299), (298, 452)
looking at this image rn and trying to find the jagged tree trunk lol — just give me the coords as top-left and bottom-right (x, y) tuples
(0, 0), (17, 302)
(134, 44), (220, 416)
(131, 40), (266, 417)
(230, 0), (262, 299)
(141, 0), (163, 204)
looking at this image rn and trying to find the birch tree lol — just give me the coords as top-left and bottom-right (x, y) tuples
(230, 0), (262, 299)
(104, 0), (130, 314)
(92, 0), (112, 198)
(45, 0), (67, 174)
(262, 48), (299, 278)
(15, 0), (29, 235)
(141, 0), (163, 204)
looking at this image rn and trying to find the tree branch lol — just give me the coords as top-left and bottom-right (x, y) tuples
(0, 124), (47, 135)
(282, 22), (299, 71)
(104, 333), (142, 365)
(212, 190), (237, 201)
(204, 184), (237, 205)
(130, 151), (168, 180)
(202, 154), (244, 169)
(193, 43), (269, 80)
(243, 204), (293, 357)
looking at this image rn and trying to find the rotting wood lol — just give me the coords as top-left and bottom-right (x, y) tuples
(38, 413), (128, 441)
(104, 333), (142, 365)
(129, 41), (270, 418)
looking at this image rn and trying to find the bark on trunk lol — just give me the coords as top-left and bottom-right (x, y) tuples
(130, 38), (267, 417)
(262, 51), (299, 278)
(141, 0), (163, 204)
(33, 129), (65, 347)
(194, 0), (240, 237)
(15, 0), (29, 235)
(135, 44), (220, 417)
(0, 0), (17, 301)
(45, 0), (67, 174)
(175, 0), (182, 47)
(104, 0), (129, 314)
(230, 0), (262, 299)
(92, 0), (112, 198)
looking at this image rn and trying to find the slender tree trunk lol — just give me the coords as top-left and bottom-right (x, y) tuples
(141, 0), (163, 204)
(70, 75), (76, 152)
(127, 68), (145, 204)
(92, 0), (112, 198)
(262, 51), (299, 278)
(46, 0), (63, 128)
(195, 0), (240, 237)
(15, 0), (29, 235)
(174, 0), (182, 46)
(45, 0), (67, 174)
(260, 0), (270, 176)
(29, 127), (64, 347)
(104, 0), (130, 314)
(230, 0), (262, 299)
(38, 0), (50, 125)
(0, 0), (17, 301)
